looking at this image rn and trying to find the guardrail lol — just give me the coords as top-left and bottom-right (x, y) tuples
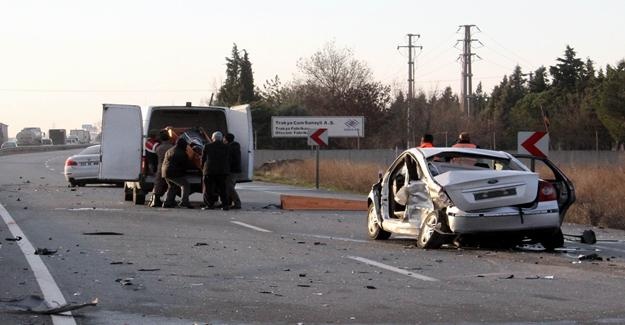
(0, 144), (92, 156)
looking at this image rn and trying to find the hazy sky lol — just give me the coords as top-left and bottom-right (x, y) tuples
(1, 0), (623, 138)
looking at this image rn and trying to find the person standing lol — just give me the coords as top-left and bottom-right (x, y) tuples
(144, 130), (160, 175)
(149, 129), (174, 208)
(224, 133), (242, 209)
(418, 134), (434, 148)
(162, 137), (193, 209)
(201, 131), (230, 210)
(451, 132), (477, 148)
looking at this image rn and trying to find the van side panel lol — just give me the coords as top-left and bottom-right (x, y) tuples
(227, 104), (254, 182)
(100, 104), (143, 180)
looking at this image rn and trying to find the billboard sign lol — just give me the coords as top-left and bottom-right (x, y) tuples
(271, 116), (364, 138)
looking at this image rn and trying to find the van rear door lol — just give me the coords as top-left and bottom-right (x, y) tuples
(99, 104), (143, 181)
(227, 104), (254, 181)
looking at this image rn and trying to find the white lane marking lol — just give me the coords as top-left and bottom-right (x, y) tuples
(292, 233), (369, 243)
(347, 255), (439, 282)
(0, 203), (77, 325)
(230, 221), (272, 233)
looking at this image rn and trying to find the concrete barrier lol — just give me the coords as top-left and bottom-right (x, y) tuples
(0, 144), (91, 156)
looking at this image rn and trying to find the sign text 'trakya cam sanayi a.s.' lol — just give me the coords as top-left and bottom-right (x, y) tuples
(271, 116), (364, 138)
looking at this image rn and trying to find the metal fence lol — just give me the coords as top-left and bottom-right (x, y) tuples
(254, 149), (625, 168)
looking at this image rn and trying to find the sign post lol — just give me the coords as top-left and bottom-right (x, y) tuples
(517, 131), (549, 157)
(307, 128), (328, 189)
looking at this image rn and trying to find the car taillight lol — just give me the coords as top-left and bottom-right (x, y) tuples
(538, 181), (557, 202)
(65, 159), (77, 166)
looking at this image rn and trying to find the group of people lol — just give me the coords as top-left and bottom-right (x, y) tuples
(147, 129), (242, 210)
(418, 131), (477, 148)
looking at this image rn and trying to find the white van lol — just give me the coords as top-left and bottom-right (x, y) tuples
(99, 102), (253, 205)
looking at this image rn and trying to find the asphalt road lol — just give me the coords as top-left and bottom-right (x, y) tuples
(2, 150), (625, 325)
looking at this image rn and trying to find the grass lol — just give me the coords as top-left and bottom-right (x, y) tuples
(255, 159), (625, 230)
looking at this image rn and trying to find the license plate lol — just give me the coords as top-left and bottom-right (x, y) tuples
(474, 188), (517, 201)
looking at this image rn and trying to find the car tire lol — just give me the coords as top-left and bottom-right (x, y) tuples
(417, 212), (446, 249)
(540, 228), (564, 252)
(367, 204), (391, 240)
(132, 188), (145, 205)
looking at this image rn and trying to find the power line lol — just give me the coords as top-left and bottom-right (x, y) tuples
(0, 88), (210, 93)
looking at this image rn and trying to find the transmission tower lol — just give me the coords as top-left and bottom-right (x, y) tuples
(457, 25), (481, 117)
(397, 33), (422, 148)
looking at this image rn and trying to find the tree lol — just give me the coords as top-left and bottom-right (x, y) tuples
(216, 44), (257, 106)
(529, 66), (549, 93)
(597, 61), (625, 148)
(239, 50), (256, 103)
(297, 41), (372, 97)
(549, 45), (585, 91)
(217, 44), (241, 106)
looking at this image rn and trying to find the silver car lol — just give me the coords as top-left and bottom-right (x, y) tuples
(367, 148), (575, 250)
(64, 145), (122, 187)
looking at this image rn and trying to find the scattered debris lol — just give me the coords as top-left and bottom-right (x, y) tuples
(115, 278), (134, 286)
(5, 236), (22, 242)
(298, 274), (306, 277)
(578, 253), (603, 261)
(82, 232), (124, 236)
(0, 295), (97, 315)
(34, 248), (57, 256)
(564, 229), (597, 244)
(544, 275), (555, 280)
(500, 274), (514, 279)
(313, 242), (327, 246)
(262, 204), (281, 209)
(138, 268), (160, 272)
(365, 285), (377, 289)
(194, 242), (208, 246)
(297, 284), (311, 288)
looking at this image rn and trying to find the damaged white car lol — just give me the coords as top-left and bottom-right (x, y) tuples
(367, 148), (575, 250)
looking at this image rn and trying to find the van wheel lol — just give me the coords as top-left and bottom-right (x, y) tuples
(417, 212), (446, 249)
(367, 204), (391, 240)
(132, 188), (145, 205)
(123, 185), (133, 201)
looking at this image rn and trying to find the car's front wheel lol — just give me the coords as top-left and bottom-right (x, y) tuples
(417, 212), (446, 249)
(367, 204), (391, 240)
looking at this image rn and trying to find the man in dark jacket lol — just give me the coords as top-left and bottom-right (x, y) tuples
(224, 133), (241, 209)
(201, 131), (230, 210)
(162, 137), (193, 208)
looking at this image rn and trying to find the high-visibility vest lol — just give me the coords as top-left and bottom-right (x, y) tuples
(451, 142), (477, 149)
(419, 142), (434, 148)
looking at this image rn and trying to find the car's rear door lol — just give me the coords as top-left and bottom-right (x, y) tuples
(227, 104), (254, 182)
(513, 154), (576, 222)
(99, 104), (143, 181)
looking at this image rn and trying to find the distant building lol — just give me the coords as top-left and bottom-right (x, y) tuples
(0, 123), (8, 144)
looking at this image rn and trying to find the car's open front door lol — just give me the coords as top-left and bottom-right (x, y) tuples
(227, 104), (254, 182)
(99, 104), (143, 181)
(513, 154), (576, 223)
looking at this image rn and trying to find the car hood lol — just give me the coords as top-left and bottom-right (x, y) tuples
(433, 170), (538, 211)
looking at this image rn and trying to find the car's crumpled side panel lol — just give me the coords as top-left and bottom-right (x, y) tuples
(395, 181), (435, 225)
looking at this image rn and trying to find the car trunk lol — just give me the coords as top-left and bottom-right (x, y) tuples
(434, 170), (538, 211)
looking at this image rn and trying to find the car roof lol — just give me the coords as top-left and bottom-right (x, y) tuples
(409, 147), (512, 159)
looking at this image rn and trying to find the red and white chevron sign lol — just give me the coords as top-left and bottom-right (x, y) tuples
(307, 128), (328, 146)
(517, 131), (549, 157)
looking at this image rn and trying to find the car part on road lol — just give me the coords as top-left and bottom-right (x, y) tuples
(564, 229), (597, 244)
(34, 248), (57, 255)
(0, 295), (98, 315)
(82, 232), (124, 236)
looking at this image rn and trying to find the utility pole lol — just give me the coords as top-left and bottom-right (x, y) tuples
(458, 25), (480, 117)
(398, 33), (422, 148)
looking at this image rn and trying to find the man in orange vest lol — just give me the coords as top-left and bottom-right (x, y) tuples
(418, 134), (434, 148)
(451, 132), (477, 148)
